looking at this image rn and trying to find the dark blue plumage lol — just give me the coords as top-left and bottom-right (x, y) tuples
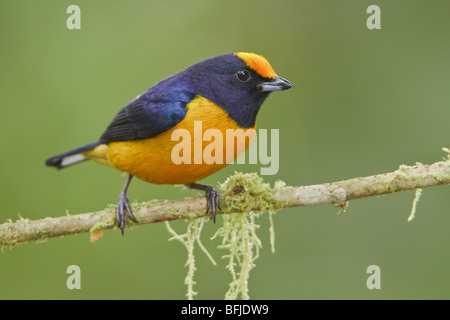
(100, 75), (195, 143)
(99, 54), (272, 144)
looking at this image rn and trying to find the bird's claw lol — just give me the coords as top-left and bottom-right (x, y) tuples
(205, 186), (221, 223)
(116, 191), (138, 235)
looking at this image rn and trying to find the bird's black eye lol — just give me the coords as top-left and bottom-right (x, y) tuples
(236, 69), (251, 82)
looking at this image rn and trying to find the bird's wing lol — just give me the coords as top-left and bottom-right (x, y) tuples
(100, 80), (195, 143)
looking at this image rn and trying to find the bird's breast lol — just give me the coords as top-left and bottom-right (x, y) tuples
(107, 95), (256, 184)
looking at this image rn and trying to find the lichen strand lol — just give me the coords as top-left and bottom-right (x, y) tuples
(165, 218), (215, 300)
(213, 172), (280, 300)
(212, 211), (262, 300)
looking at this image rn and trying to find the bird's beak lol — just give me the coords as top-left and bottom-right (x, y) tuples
(259, 76), (294, 92)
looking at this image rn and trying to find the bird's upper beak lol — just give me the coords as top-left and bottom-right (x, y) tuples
(259, 76), (294, 92)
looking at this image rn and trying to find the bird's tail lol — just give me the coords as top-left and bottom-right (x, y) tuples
(45, 142), (102, 169)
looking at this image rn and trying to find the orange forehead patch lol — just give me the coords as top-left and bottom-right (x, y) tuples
(235, 52), (276, 79)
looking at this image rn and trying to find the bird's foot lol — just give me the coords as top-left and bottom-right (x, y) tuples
(205, 185), (221, 223)
(116, 191), (138, 235)
(186, 183), (222, 222)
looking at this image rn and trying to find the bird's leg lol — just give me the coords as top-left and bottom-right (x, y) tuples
(116, 174), (138, 235)
(185, 183), (221, 222)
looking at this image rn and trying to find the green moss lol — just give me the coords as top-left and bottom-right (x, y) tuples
(219, 171), (276, 214)
(89, 205), (116, 232)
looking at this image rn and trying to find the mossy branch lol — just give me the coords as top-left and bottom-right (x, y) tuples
(1, 156), (450, 247)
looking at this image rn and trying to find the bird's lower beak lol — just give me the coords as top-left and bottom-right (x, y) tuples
(259, 76), (294, 92)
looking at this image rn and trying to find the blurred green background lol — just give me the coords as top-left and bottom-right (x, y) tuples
(1, 0), (449, 300)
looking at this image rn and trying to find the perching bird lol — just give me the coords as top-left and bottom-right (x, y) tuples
(46, 52), (293, 234)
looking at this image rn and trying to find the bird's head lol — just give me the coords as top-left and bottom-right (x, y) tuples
(186, 52), (293, 128)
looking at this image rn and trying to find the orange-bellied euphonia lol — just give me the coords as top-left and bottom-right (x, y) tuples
(46, 52), (293, 234)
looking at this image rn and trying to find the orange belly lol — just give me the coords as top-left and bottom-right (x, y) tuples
(106, 96), (256, 184)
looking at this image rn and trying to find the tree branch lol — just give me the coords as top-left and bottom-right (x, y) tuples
(1, 157), (449, 247)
